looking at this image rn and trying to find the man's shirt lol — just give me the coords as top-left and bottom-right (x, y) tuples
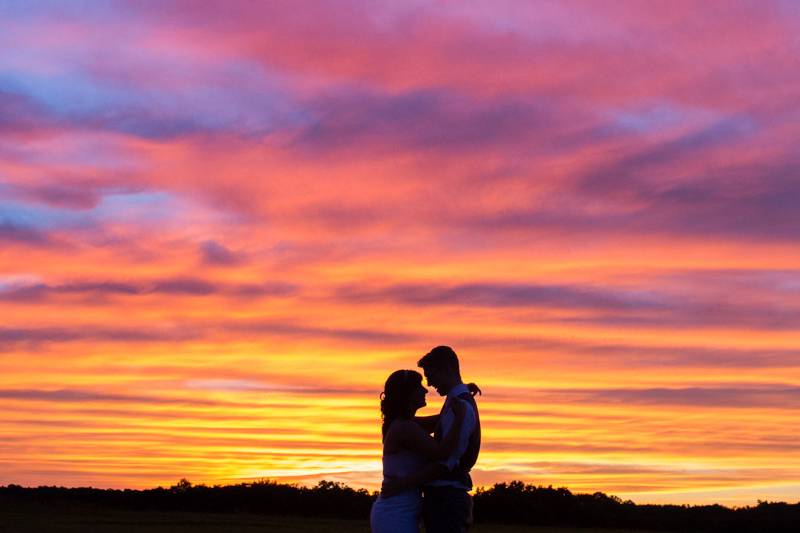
(428, 383), (477, 489)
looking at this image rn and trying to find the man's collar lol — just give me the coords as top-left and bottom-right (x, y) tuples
(445, 382), (468, 398)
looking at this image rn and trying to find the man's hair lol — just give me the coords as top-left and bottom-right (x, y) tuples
(417, 345), (460, 374)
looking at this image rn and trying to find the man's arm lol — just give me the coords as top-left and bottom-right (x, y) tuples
(414, 414), (440, 434)
(439, 399), (476, 472)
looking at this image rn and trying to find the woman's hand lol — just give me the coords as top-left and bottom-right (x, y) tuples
(467, 382), (482, 396)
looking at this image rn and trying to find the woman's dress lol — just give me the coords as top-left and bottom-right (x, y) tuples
(370, 449), (426, 533)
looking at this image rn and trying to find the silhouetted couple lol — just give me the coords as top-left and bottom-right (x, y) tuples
(370, 346), (481, 533)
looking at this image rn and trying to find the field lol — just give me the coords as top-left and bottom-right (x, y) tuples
(0, 503), (661, 533)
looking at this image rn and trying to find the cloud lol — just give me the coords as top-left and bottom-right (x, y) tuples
(228, 283), (298, 297)
(335, 280), (800, 331)
(182, 378), (372, 396)
(0, 318), (415, 349)
(199, 240), (244, 266)
(652, 269), (800, 300)
(0, 278), (299, 302)
(495, 460), (772, 478)
(460, 162), (800, 244)
(564, 343), (800, 369)
(292, 88), (582, 156)
(0, 281), (140, 303)
(0, 388), (193, 404)
(14, 183), (103, 209)
(336, 281), (663, 311)
(0, 326), (195, 345)
(226, 320), (418, 345)
(0, 221), (51, 246)
(460, 335), (800, 369)
(0, 88), (55, 136)
(0, 388), (284, 408)
(560, 309), (800, 331)
(0, 50), (300, 144)
(578, 117), (757, 193)
(150, 278), (217, 295)
(532, 385), (800, 409)
(0, 180), (141, 211)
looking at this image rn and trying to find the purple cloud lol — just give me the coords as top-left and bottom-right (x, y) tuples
(539, 384), (800, 409)
(0, 388), (258, 408)
(0, 221), (50, 246)
(199, 240), (244, 266)
(291, 87), (615, 158)
(0, 326), (191, 345)
(0, 317), (416, 349)
(14, 183), (103, 210)
(150, 278), (217, 295)
(336, 279), (800, 331)
(0, 278), (299, 302)
(336, 281), (663, 311)
(225, 320), (418, 345)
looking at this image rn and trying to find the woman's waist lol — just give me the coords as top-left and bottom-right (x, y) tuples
(375, 487), (422, 504)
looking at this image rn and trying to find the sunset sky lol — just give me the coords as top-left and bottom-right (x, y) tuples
(2, 1), (800, 506)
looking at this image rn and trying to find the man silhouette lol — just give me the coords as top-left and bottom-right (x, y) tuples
(416, 346), (481, 533)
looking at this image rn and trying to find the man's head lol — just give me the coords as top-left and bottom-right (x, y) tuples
(417, 345), (462, 396)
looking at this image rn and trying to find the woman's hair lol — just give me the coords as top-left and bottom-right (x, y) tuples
(380, 369), (423, 440)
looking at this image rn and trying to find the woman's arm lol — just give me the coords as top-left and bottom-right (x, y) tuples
(398, 399), (467, 460)
(381, 401), (470, 497)
(413, 414), (440, 434)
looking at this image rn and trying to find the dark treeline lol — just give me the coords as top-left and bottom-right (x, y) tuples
(473, 481), (798, 532)
(2, 479), (798, 532)
(0, 479), (373, 520)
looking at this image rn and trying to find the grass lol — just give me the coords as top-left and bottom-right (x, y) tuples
(0, 502), (660, 533)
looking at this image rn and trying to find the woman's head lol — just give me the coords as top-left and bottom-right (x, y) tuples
(380, 369), (427, 438)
